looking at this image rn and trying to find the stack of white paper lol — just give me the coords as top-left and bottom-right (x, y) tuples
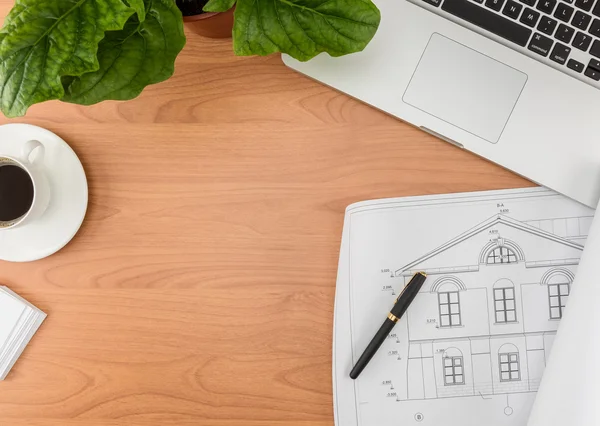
(0, 287), (46, 380)
(527, 198), (600, 425)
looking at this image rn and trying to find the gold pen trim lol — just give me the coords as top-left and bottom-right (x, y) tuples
(388, 313), (399, 322)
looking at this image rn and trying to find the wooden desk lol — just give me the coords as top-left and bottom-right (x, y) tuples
(0, 5), (531, 424)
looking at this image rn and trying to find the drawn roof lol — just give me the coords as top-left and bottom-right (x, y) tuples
(395, 214), (584, 276)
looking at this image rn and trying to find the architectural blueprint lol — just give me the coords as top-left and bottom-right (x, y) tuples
(334, 187), (594, 426)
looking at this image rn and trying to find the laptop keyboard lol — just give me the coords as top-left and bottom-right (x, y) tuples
(418, 0), (600, 86)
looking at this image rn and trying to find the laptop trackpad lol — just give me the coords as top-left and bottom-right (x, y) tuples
(403, 33), (527, 143)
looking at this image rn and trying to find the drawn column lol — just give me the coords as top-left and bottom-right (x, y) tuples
(407, 343), (425, 399)
(470, 337), (494, 395)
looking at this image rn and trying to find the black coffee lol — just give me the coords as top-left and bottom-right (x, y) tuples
(0, 165), (34, 221)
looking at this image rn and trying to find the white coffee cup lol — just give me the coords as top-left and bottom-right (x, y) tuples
(0, 140), (50, 230)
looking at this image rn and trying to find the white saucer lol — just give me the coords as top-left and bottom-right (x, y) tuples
(0, 124), (88, 262)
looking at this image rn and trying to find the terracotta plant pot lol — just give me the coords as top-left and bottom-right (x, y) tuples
(183, 8), (235, 39)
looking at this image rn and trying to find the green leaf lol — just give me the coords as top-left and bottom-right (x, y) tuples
(203, 0), (236, 12)
(232, 0), (380, 61)
(0, 0), (136, 117)
(62, 0), (186, 105)
(125, 0), (146, 20)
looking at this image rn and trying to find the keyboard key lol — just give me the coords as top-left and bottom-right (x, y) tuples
(575, 0), (594, 11)
(592, 0), (600, 15)
(550, 42), (572, 62)
(442, 0), (533, 46)
(572, 30), (592, 49)
(423, 0), (443, 6)
(564, 0), (574, 3)
(572, 10), (592, 29)
(538, 16), (559, 33)
(527, 33), (554, 56)
(590, 38), (600, 56)
(554, 3), (575, 20)
(555, 23), (576, 41)
(567, 58), (585, 71)
(537, 0), (557, 13)
(486, 0), (506, 10)
(521, 7), (541, 26)
(584, 66), (600, 79)
(528, 32), (555, 55)
(589, 58), (600, 69)
(590, 18), (600, 35)
(503, 0), (523, 17)
(519, 0), (536, 5)
(473, 0), (485, 3)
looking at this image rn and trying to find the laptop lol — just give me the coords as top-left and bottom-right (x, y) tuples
(282, 0), (600, 208)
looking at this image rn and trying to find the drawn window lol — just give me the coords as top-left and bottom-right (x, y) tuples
(499, 352), (520, 382)
(494, 286), (516, 323)
(438, 291), (461, 327)
(548, 274), (571, 319)
(487, 246), (517, 264)
(443, 356), (464, 385)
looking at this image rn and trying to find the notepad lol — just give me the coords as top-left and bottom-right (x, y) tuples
(333, 187), (594, 426)
(0, 286), (46, 380)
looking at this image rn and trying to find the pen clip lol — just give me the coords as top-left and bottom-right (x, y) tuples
(395, 284), (409, 303)
(395, 272), (426, 303)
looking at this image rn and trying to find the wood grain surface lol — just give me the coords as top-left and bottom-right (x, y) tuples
(0, 4), (532, 424)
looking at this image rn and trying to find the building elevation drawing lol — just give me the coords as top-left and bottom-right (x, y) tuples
(394, 214), (587, 401)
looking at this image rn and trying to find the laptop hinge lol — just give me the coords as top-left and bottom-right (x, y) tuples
(420, 127), (465, 149)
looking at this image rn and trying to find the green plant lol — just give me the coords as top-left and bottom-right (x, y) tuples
(203, 0), (381, 59)
(0, 0), (380, 118)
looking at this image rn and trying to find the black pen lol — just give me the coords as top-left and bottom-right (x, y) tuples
(349, 272), (427, 379)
